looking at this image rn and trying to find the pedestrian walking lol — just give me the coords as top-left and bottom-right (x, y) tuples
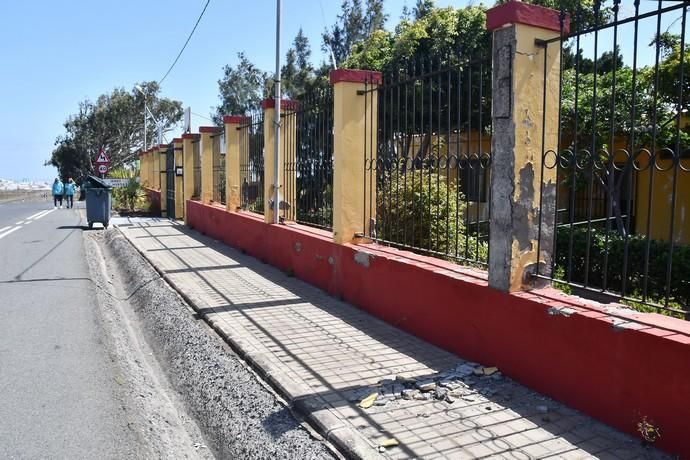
(64, 178), (76, 209)
(52, 178), (64, 209)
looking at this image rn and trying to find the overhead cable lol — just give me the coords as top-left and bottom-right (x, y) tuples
(158, 0), (211, 85)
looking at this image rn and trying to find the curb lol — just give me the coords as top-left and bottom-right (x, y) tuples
(114, 225), (382, 460)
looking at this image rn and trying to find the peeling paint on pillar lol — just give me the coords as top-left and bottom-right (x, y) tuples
(489, 21), (560, 293)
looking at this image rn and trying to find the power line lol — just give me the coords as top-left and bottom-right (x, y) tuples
(158, 0), (211, 85)
(191, 111), (214, 122)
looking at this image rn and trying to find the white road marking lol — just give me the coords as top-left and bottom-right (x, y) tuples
(0, 226), (20, 240)
(0, 226), (10, 233)
(26, 210), (46, 220)
(32, 209), (55, 220)
(15, 221), (24, 225)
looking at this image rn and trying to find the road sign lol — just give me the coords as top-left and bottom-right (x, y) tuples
(97, 164), (109, 174)
(103, 178), (130, 187)
(96, 149), (110, 165)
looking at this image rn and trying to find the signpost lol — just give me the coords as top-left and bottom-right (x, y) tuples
(95, 149), (110, 177)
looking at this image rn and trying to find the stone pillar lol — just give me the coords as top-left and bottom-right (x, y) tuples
(173, 138), (184, 220)
(487, 2), (567, 292)
(182, 133), (198, 225)
(158, 144), (168, 217)
(330, 69), (381, 244)
(199, 126), (218, 204)
(223, 116), (244, 212)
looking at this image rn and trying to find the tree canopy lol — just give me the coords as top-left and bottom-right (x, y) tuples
(50, 82), (182, 182)
(213, 52), (271, 124)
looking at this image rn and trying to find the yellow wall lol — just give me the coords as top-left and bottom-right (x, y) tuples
(635, 157), (690, 245)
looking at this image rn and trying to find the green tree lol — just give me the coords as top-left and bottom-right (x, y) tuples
(213, 52), (270, 123)
(282, 29), (315, 99)
(50, 82), (182, 182)
(345, 5), (489, 70)
(322, 0), (387, 67)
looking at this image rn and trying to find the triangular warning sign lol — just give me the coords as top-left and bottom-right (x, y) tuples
(96, 149), (110, 164)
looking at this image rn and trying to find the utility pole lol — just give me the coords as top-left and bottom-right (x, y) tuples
(273, 0), (281, 224)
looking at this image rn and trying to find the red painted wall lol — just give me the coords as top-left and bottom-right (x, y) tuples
(186, 200), (690, 457)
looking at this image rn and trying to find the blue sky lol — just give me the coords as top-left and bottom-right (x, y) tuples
(0, 1), (685, 182)
(0, 0), (462, 182)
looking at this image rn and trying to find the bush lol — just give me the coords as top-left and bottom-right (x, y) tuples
(376, 170), (488, 263)
(110, 167), (150, 213)
(555, 226), (690, 311)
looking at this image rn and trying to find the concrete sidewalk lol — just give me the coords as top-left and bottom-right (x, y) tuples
(114, 217), (666, 460)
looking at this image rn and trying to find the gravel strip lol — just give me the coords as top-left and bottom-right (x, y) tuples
(99, 229), (336, 460)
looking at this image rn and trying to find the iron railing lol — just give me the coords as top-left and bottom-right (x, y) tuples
(362, 53), (492, 266)
(192, 137), (201, 199)
(282, 89), (334, 229)
(212, 131), (226, 205)
(239, 111), (264, 214)
(535, 0), (690, 317)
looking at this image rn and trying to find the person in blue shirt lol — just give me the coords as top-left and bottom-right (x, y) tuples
(52, 178), (64, 209)
(64, 178), (76, 209)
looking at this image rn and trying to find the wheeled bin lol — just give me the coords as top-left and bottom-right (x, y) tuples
(83, 176), (112, 229)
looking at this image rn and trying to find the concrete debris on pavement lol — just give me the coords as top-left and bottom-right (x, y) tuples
(353, 361), (505, 409)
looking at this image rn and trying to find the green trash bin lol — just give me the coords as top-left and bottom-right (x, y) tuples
(83, 176), (112, 229)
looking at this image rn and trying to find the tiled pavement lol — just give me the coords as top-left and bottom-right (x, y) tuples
(114, 217), (667, 459)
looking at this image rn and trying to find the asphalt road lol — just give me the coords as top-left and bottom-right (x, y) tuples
(0, 197), (138, 458)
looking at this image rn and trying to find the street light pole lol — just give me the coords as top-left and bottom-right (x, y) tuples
(273, 0), (281, 224)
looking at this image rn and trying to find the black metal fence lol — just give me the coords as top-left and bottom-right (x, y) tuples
(212, 131), (226, 205)
(362, 54), (492, 266)
(282, 89), (334, 229)
(536, 0), (690, 317)
(239, 112), (264, 214)
(192, 137), (201, 199)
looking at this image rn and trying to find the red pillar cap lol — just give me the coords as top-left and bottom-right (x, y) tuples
(330, 69), (383, 85)
(181, 133), (199, 140)
(158, 144), (168, 149)
(486, 1), (569, 34)
(261, 99), (299, 111)
(172, 137), (183, 144)
(223, 115), (250, 124)
(199, 126), (221, 133)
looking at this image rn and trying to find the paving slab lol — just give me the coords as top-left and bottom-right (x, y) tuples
(114, 217), (668, 459)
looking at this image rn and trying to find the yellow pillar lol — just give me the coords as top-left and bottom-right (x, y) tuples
(173, 138), (184, 219)
(145, 150), (151, 187)
(330, 69), (381, 244)
(263, 100), (276, 222)
(182, 133), (198, 225)
(153, 147), (160, 190)
(282, 104), (297, 220)
(159, 144), (168, 217)
(199, 126), (218, 204)
(223, 116), (244, 212)
(487, 2), (563, 292)
(138, 151), (146, 186)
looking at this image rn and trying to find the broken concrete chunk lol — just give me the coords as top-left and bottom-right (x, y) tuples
(474, 366), (499, 376)
(379, 438), (399, 448)
(435, 387), (448, 400)
(416, 380), (436, 392)
(358, 392), (378, 409)
(401, 389), (417, 400)
(374, 396), (392, 406)
(455, 364), (476, 377)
